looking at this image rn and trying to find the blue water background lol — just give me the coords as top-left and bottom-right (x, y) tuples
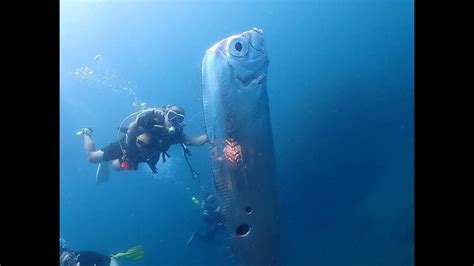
(60, 1), (414, 265)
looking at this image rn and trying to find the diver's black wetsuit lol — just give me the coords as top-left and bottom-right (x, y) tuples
(76, 251), (111, 266)
(195, 200), (225, 243)
(101, 136), (128, 162)
(136, 109), (184, 151)
(60, 247), (111, 266)
(99, 109), (184, 172)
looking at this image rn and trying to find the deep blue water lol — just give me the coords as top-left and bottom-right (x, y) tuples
(60, 1), (414, 265)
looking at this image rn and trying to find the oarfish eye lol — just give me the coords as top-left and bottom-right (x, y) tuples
(228, 37), (249, 57)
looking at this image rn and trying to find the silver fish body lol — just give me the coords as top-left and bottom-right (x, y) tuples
(202, 28), (279, 266)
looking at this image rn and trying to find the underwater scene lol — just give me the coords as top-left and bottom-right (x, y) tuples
(60, 1), (414, 265)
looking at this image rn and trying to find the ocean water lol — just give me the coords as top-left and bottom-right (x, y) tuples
(60, 0), (414, 265)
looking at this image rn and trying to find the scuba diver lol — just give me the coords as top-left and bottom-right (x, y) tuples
(78, 104), (208, 183)
(186, 192), (225, 246)
(59, 245), (144, 266)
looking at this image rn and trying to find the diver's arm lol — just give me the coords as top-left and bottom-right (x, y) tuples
(182, 133), (209, 146)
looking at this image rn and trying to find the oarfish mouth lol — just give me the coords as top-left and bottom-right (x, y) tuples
(236, 71), (266, 87)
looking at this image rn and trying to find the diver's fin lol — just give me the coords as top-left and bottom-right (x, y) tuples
(76, 127), (93, 136)
(112, 245), (144, 260)
(96, 162), (110, 184)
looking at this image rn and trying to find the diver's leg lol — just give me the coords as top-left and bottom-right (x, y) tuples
(186, 231), (196, 247)
(83, 133), (104, 163)
(206, 228), (216, 242)
(109, 257), (120, 266)
(195, 229), (214, 244)
(194, 231), (205, 242)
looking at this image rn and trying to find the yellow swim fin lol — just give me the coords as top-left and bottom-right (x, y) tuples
(112, 245), (144, 260)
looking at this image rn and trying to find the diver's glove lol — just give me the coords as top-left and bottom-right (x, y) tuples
(76, 127), (93, 137)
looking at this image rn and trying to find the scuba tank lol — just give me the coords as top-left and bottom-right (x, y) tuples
(116, 108), (199, 179)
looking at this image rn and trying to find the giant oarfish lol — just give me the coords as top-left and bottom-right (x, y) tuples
(202, 28), (279, 266)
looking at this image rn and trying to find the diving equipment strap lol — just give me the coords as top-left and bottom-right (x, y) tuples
(181, 143), (199, 180)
